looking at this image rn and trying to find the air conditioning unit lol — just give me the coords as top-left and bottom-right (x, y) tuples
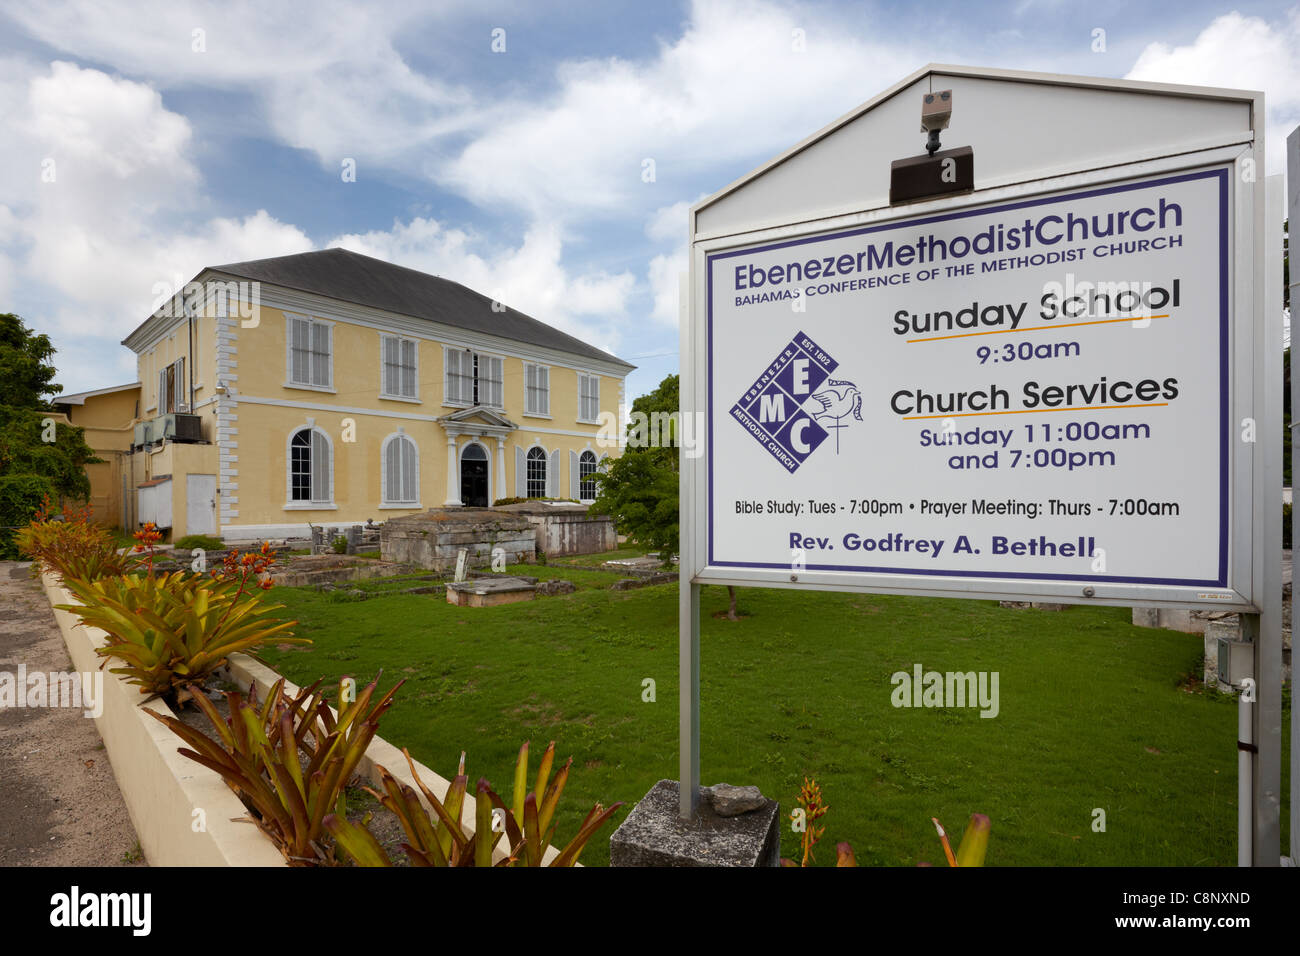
(160, 413), (204, 443)
(133, 419), (159, 447)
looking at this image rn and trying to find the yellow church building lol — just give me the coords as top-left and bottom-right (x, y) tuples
(113, 248), (633, 541)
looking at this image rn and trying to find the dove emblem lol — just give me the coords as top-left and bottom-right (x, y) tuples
(808, 378), (862, 453)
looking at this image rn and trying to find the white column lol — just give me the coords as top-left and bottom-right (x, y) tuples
(496, 436), (507, 504)
(444, 433), (462, 506)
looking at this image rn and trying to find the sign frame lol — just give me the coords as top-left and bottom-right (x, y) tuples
(678, 68), (1282, 865)
(684, 148), (1266, 613)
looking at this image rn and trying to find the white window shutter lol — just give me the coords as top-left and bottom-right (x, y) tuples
(384, 438), (398, 502)
(382, 336), (395, 394)
(569, 450), (579, 499)
(447, 349), (469, 403)
(402, 438), (416, 501)
(515, 447), (526, 497)
(490, 356), (503, 407)
(158, 369), (167, 413)
(548, 450), (560, 497)
(401, 339), (416, 397)
(311, 431), (329, 502)
(290, 318), (308, 384)
(310, 322), (330, 387)
(540, 366), (549, 415)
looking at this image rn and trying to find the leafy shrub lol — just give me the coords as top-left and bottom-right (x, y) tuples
(0, 474), (57, 559)
(491, 497), (579, 507)
(174, 533), (223, 551)
(148, 675), (401, 865)
(15, 497), (130, 580)
(325, 739), (621, 867)
(332, 536), (348, 554)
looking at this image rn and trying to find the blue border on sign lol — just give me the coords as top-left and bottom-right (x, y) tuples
(705, 166), (1231, 588)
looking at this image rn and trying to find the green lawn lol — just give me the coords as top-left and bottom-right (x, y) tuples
(257, 564), (1289, 866)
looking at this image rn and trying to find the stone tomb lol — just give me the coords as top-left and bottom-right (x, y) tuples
(380, 509), (535, 572)
(493, 501), (616, 556)
(445, 575), (537, 608)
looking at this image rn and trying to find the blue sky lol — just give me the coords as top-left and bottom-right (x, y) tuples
(1, 0), (1297, 403)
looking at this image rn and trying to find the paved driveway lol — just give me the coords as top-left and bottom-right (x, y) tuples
(0, 563), (143, 866)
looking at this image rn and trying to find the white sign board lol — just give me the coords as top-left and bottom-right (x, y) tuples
(701, 165), (1242, 605)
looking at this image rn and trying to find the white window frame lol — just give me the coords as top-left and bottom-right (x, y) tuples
(578, 449), (599, 502)
(525, 445), (548, 499)
(380, 333), (420, 402)
(524, 362), (551, 418)
(443, 346), (505, 410)
(476, 352), (505, 410)
(158, 356), (186, 414)
(380, 430), (421, 507)
(578, 372), (601, 424)
(284, 424), (337, 509)
(285, 313), (335, 392)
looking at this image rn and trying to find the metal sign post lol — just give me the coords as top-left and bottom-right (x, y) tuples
(1287, 126), (1300, 865)
(677, 65), (1284, 863)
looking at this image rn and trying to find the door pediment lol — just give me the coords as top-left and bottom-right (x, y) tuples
(438, 406), (517, 437)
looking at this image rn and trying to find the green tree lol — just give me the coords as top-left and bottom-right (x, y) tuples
(0, 313), (62, 409)
(0, 313), (101, 558)
(591, 373), (740, 619)
(591, 374), (679, 555)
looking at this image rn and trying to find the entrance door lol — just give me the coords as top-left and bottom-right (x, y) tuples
(186, 474), (217, 535)
(460, 444), (489, 507)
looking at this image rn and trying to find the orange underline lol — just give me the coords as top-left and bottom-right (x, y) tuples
(903, 402), (1169, 420)
(906, 314), (1170, 343)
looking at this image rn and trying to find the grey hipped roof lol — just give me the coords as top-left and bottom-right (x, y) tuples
(206, 247), (633, 369)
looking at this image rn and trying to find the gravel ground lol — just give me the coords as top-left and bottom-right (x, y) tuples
(0, 562), (145, 866)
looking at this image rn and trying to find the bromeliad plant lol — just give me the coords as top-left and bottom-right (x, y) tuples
(58, 568), (304, 702)
(927, 813), (991, 867)
(780, 777), (992, 867)
(781, 777), (831, 867)
(324, 739), (622, 867)
(16, 497), (130, 582)
(147, 675), (402, 866)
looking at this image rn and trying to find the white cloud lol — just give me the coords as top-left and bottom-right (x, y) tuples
(644, 199), (697, 328)
(646, 199), (696, 244)
(0, 59), (313, 389)
(2, 0), (479, 166)
(647, 251), (686, 328)
(441, 0), (925, 220)
(328, 217), (635, 356)
(1126, 10), (1300, 175)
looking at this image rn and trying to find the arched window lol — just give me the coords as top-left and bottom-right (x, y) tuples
(382, 432), (419, 505)
(289, 427), (331, 503)
(579, 450), (598, 500)
(526, 446), (548, 498)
